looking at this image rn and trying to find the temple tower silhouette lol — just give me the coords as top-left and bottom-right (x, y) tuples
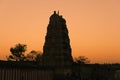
(42, 11), (73, 66)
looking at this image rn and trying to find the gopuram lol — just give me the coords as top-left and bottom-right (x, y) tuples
(42, 11), (73, 67)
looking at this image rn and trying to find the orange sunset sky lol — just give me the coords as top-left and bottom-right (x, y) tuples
(0, 0), (120, 63)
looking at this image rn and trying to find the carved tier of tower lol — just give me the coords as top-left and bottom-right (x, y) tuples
(42, 11), (73, 66)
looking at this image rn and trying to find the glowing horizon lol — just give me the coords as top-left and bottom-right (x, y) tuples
(0, 0), (120, 63)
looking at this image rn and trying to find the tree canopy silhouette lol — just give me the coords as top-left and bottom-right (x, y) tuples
(26, 50), (42, 62)
(7, 43), (27, 61)
(74, 56), (90, 64)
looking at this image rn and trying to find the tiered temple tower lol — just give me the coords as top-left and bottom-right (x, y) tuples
(42, 11), (73, 66)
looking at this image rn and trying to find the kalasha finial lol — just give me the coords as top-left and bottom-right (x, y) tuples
(54, 11), (56, 14)
(57, 10), (59, 15)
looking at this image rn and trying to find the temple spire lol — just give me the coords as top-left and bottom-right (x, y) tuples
(42, 12), (73, 67)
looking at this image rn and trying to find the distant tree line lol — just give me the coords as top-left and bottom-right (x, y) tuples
(7, 43), (90, 64)
(7, 43), (42, 62)
(74, 56), (90, 64)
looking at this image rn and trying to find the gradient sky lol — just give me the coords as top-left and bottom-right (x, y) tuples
(0, 0), (120, 63)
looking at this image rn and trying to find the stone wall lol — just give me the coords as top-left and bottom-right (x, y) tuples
(0, 61), (54, 80)
(72, 64), (120, 80)
(0, 68), (53, 80)
(1, 61), (120, 80)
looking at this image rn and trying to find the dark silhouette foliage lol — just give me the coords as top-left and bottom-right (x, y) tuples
(7, 43), (27, 61)
(74, 56), (90, 64)
(26, 50), (42, 62)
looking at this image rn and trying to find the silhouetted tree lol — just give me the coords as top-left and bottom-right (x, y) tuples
(74, 56), (90, 64)
(7, 43), (27, 61)
(35, 53), (42, 62)
(26, 50), (42, 62)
